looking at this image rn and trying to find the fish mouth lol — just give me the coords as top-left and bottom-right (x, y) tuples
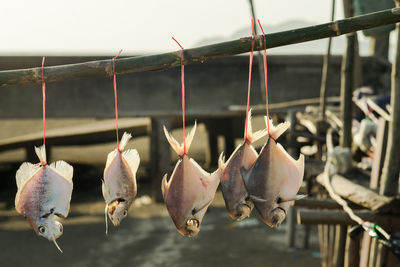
(268, 207), (287, 227)
(231, 202), (253, 221)
(108, 198), (126, 215)
(178, 219), (200, 237)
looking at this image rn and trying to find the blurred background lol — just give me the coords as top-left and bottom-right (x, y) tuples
(0, 0), (398, 266)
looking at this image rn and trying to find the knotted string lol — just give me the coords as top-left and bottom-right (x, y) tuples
(257, 19), (274, 141)
(41, 57), (46, 146)
(112, 50), (123, 152)
(171, 37), (186, 156)
(37, 57), (47, 167)
(244, 19), (255, 144)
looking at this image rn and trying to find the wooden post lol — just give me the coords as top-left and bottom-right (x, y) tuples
(320, 0), (336, 120)
(380, 0), (400, 198)
(340, 0), (356, 148)
(370, 118), (389, 189)
(333, 225), (347, 267)
(150, 117), (171, 202)
(344, 225), (361, 267)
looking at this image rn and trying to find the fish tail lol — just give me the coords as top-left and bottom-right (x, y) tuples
(34, 145), (47, 164)
(119, 132), (132, 151)
(163, 121), (197, 157)
(245, 109), (267, 144)
(184, 121), (197, 155)
(264, 116), (290, 141)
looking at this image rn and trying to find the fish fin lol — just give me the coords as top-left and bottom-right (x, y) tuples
(105, 150), (118, 169)
(50, 161), (73, 182)
(119, 132), (132, 151)
(249, 195), (267, 202)
(296, 154), (305, 176)
(245, 109), (268, 143)
(265, 117), (290, 141)
(163, 125), (184, 156)
(218, 152), (226, 170)
(34, 145), (47, 164)
(278, 194), (307, 203)
(53, 239), (63, 253)
(122, 149), (140, 175)
(161, 174), (168, 200)
(240, 167), (251, 187)
(104, 205), (109, 235)
(15, 162), (38, 209)
(184, 121), (197, 155)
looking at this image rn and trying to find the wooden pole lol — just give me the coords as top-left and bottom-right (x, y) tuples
(320, 0), (336, 120)
(344, 225), (361, 267)
(297, 209), (400, 229)
(150, 118), (171, 202)
(1, 8), (400, 87)
(380, 1), (400, 197)
(339, 0), (356, 149)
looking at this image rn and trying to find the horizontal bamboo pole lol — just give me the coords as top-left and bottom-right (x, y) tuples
(1, 7), (400, 87)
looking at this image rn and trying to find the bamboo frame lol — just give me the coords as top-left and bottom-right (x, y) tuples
(1, 7), (400, 87)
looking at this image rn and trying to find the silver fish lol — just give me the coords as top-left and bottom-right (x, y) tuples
(241, 117), (305, 227)
(102, 132), (140, 234)
(219, 109), (267, 220)
(162, 122), (221, 236)
(15, 145), (73, 252)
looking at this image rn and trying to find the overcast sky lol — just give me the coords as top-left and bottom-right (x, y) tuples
(1, 0), (346, 55)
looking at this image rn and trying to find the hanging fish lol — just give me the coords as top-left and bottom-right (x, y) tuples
(219, 109), (267, 220)
(162, 122), (221, 236)
(102, 132), (140, 234)
(241, 117), (305, 227)
(15, 145), (73, 252)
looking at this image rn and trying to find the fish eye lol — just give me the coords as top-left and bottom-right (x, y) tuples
(123, 210), (128, 216)
(59, 224), (63, 233)
(38, 226), (46, 233)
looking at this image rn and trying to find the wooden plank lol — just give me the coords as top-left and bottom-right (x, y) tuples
(0, 118), (151, 152)
(316, 173), (400, 213)
(297, 209), (400, 229)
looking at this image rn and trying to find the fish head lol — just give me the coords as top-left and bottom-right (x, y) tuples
(36, 214), (63, 241)
(107, 199), (129, 226)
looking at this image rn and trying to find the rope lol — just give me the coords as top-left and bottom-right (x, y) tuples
(324, 129), (391, 240)
(172, 37), (186, 156)
(257, 19), (271, 138)
(112, 49), (123, 152)
(244, 19), (255, 143)
(41, 57), (46, 146)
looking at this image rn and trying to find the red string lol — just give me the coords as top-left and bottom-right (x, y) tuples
(41, 57), (46, 146)
(113, 49), (123, 152)
(172, 37), (186, 156)
(257, 19), (271, 139)
(244, 19), (255, 143)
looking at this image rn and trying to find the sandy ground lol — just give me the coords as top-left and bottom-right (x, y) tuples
(0, 117), (321, 267)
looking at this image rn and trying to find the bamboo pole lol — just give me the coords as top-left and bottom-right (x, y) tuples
(1, 8), (400, 87)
